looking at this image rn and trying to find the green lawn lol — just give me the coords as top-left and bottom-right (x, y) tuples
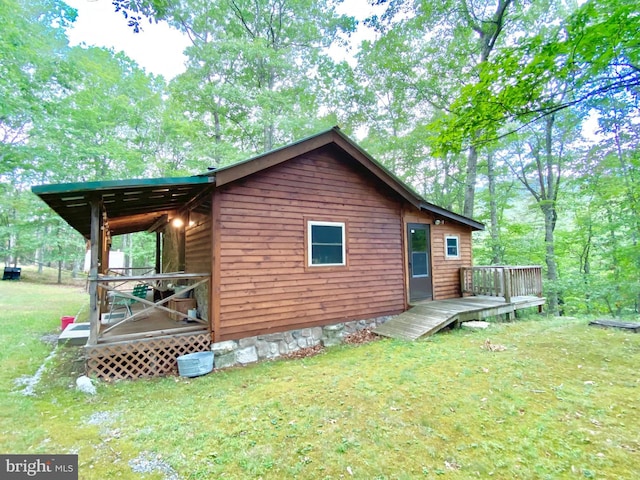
(1, 280), (638, 479)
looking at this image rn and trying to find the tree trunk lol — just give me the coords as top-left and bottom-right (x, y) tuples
(463, 145), (478, 218)
(461, 0), (512, 218)
(580, 220), (592, 314)
(487, 151), (502, 264)
(542, 115), (560, 315)
(543, 205), (559, 315)
(36, 244), (43, 273)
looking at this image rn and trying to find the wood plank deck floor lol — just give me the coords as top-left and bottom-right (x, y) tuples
(98, 306), (208, 344)
(373, 295), (545, 341)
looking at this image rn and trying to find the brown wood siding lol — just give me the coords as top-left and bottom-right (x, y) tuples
(216, 148), (406, 340)
(431, 222), (473, 299)
(185, 213), (212, 274)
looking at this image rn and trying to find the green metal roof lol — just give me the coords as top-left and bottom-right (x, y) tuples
(32, 176), (213, 238)
(31, 175), (210, 195)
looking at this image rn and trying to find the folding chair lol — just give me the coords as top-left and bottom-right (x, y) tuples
(109, 284), (149, 320)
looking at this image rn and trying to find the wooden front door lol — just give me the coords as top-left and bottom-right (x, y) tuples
(407, 223), (433, 302)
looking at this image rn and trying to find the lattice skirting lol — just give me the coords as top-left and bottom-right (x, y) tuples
(85, 332), (211, 380)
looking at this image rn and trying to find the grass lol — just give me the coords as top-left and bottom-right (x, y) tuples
(3, 263), (88, 287)
(1, 280), (639, 479)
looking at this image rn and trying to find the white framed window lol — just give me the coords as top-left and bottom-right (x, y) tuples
(307, 221), (346, 266)
(445, 235), (460, 259)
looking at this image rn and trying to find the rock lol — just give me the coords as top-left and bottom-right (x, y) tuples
(211, 340), (237, 355)
(239, 336), (257, 348)
(259, 333), (284, 342)
(256, 341), (270, 359)
(344, 323), (357, 334)
(321, 336), (342, 347)
(324, 323), (344, 332)
(76, 375), (96, 395)
(462, 321), (490, 330)
(214, 352), (236, 369)
(311, 327), (323, 340)
(277, 341), (289, 355)
(235, 346), (258, 364)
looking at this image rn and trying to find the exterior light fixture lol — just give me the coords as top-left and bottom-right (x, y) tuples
(172, 218), (184, 228)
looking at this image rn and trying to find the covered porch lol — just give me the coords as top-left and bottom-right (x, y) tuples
(95, 271), (210, 344)
(33, 176), (216, 379)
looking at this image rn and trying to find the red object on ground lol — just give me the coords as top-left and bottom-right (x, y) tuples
(61, 316), (75, 330)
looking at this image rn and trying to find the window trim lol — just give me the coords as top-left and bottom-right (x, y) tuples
(306, 220), (347, 268)
(444, 235), (461, 259)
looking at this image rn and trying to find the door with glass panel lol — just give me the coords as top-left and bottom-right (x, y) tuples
(407, 223), (433, 301)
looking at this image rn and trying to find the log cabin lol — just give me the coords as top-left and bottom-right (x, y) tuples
(34, 127), (540, 378)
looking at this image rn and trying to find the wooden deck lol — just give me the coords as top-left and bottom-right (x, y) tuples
(373, 295), (546, 341)
(589, 319), (640, 332)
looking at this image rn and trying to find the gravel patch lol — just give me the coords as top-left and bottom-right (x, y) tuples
(129, 452), (179, 480)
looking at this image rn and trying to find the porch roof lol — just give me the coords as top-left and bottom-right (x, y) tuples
(32, 176), (213, 237)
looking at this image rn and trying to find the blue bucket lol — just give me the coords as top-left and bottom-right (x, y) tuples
(177, 351), (214, 377)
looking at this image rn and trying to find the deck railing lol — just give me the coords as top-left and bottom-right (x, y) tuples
(460, 266), (543, 303)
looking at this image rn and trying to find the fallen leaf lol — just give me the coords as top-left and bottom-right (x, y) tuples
(445, 460), (461, 470)
(482, 339), (506, 352)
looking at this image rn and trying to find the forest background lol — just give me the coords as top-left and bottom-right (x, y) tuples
(1, 0), (638, 317)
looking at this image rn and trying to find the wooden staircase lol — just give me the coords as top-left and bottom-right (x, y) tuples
(373, 296), (545, 341)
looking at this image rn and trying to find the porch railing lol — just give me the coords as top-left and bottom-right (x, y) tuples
(460, 266), (543, 303)
(88, 271), (210, 345)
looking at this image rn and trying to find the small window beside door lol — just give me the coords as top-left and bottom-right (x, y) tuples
(445, 235), (460, 259)
(307, 221), (346, 266)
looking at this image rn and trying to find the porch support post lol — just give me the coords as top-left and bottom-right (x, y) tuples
(87, 199), (101, 346)
(155, 231), (161, 275)
(211, 189), (221, 342)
